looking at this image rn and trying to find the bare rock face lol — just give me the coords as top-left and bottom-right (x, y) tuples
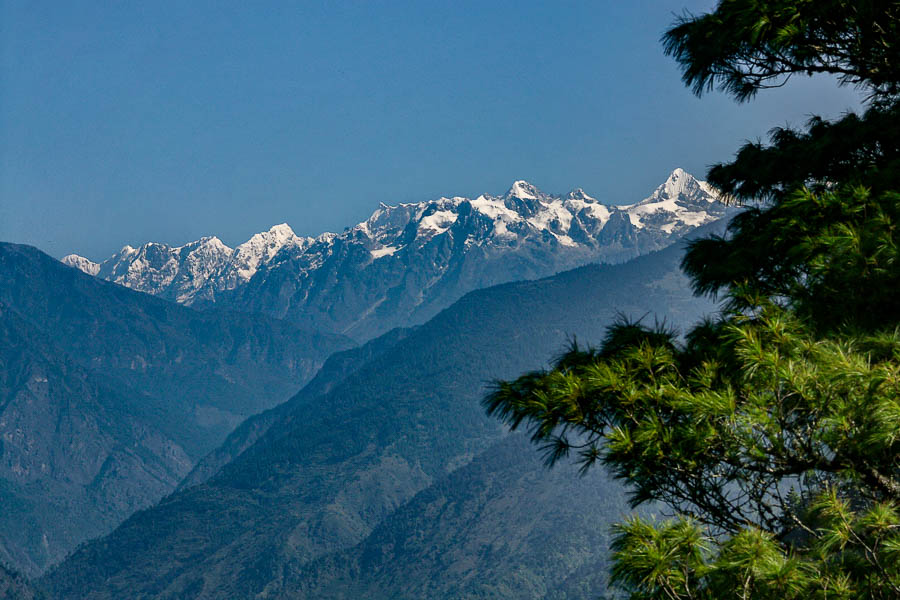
(64, 170), (726, 341)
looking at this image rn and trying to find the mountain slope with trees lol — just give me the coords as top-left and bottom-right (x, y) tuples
(43, 227), (720, 599)
(0, 243), (351, 575)
(278, 434), (628, 600)
(0, 305), (191, 576)
(0, 564), (44, 600)
(178, 327), (414, 490)
(484, 2), (900, 598)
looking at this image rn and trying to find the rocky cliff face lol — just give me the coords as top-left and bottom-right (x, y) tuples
(63, 169), (725, 340)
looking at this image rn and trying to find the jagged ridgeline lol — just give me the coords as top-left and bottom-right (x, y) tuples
(63, 169), (725, 341)
(43, 228), (721, 600)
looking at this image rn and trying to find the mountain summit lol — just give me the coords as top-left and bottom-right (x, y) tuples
(64, 224), (310, 304)
(63, 169), (726, 340)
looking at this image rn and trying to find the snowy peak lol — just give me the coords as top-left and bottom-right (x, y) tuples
(255, 223), (304, 250)
(624, 169), (722, 232)
(663, 167), (690, 194)
(415, 200), (461, 237)
(566, 188), (595, 203)
(267, 223), (296, 239)
(228, 223), (309, 284)
(641, 168), (717, 206)
(345, 170), (722, 256)
(63, 170), (728, 315)
(91, 236), (234, 302)
(61, 254), (100, 276)
(70, 224), (310, 303)
(506, 180), (543, 200)
(180, 236), (232, 257)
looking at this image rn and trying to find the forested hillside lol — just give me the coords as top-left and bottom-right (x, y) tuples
(282, 434), (627, 600)
(0, 243), (351, 574)
(482, 2), (900, 598)
(44, 228), (719, 599)
(0, 564), (44, 600)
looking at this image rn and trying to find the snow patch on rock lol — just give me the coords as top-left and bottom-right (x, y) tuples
(61, 254), (100, 276)
(68, 169), (725, 311)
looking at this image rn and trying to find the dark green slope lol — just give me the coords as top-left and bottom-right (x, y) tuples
(0, 563), (45, 600)
(0, 243), (351, 575)
(282, 434), (626, 600)
(44, 236), (716, 599)
(179, 327), (414, 490)
(0, 306), (191, 575)
(0, 243), (352, 455)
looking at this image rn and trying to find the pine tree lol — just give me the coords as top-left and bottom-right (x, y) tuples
(485, 2), (900, 597)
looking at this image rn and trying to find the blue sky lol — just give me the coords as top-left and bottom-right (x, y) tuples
(2, 1), (863, 260)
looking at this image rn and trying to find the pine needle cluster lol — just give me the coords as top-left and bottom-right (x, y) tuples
(484, 2), (900, 597)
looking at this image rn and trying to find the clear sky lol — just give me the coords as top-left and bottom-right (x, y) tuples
(2, 1), (864, 260)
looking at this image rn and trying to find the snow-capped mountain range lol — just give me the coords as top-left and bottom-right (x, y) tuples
(63, 168), (726, 340)
(66, 223), (312, 304)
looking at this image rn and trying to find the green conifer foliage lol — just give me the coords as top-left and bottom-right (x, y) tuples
(485, 2), (900, 597)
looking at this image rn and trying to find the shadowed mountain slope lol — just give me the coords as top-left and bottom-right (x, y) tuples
(0, 243), (351, 575)
(0, 563), (45, 600)
(281, 434), (627, 600)
(44, 227), (720, 599)
(0, 305), (191, 576)
(179, 327), (414, 490)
